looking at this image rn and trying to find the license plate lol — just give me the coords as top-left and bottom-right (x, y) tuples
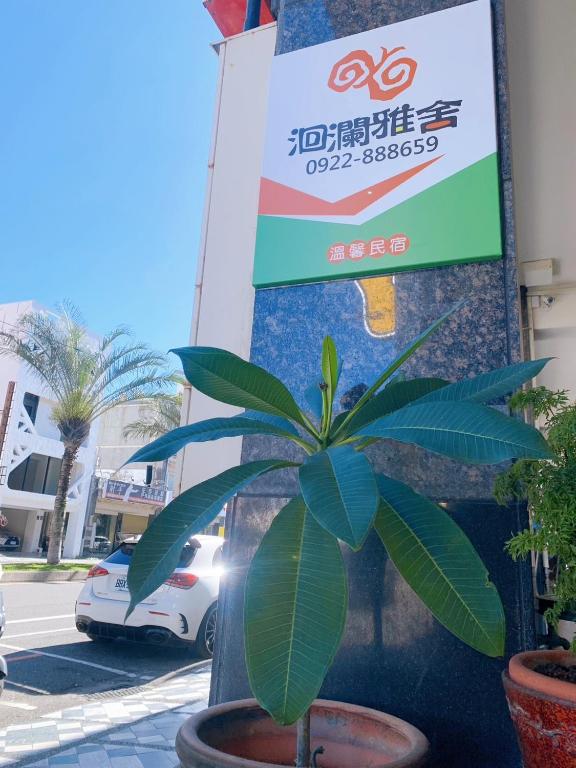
(114, 578), (128, 592)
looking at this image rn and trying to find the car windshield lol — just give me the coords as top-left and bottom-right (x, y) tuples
(104, 541), (198, 568)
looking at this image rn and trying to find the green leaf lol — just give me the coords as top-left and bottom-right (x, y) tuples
(321, 336), (338, 394)
(242, 411), (300, 436)
(125, 416), (306, 464)
(172, 347), (308, 429)
(245, 497), (347, 725)
(299, 446), (379, 548)
(320, 336), (338, 434)
(333, 301), (464, 438)
(304, 384), (323, 420)
(374, 475), (505, 657)
(341, 378), (448, 437)
(418, 358), (552, 405)
(358, 401), (553, 464)
(126, 460), (297, 616)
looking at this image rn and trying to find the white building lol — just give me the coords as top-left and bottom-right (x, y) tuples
(82, 402), (173, 553)
(176, 25), (276, 496)
(0, 301), (99, 557)
(95, 402), (173, 487)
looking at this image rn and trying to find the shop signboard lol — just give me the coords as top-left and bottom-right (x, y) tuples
(101, 479), (166, 506)
(253, 0), (501, 288)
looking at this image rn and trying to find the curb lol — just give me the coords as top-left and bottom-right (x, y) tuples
(2, 570), (88, 583)
(147, 658), (212, 688)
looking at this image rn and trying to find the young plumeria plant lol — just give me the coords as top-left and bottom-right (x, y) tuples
(125, 305), (551, 754)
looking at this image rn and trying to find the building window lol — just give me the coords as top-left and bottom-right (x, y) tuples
(8, 453), (63, 495)
(23, 392), (39, 424)
(44, 458), (61, 495)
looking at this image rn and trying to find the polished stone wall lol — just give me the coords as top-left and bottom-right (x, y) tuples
(210, 2), (533, 765)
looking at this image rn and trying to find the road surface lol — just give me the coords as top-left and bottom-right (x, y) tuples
(0, 580), (203, 728)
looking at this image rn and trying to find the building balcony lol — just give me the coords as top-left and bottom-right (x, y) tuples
(0, 394), (93, 511)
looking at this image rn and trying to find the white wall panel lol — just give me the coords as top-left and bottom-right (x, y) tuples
(177, 24), (277, 493)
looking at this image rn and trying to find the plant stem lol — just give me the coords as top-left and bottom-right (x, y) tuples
(296, 709), (311, 768)
(289, 435), (316, 455)
(298, 410), (322, 442)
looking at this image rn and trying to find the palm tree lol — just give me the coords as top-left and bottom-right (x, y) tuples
(122, 382), (184, 489)
(122, 381), (183, 442)
(0, 303), (172, 564)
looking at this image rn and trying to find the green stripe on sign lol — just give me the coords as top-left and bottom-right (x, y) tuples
(253, 153), (501, 288)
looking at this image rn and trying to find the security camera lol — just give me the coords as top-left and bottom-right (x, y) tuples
(542, 296), (556, 308)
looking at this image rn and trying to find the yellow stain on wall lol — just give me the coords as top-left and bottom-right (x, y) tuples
(356, 276), (396, 337)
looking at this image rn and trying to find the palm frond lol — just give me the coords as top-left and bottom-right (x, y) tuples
(99, 325), (132, 352)
(123, 407), (181, 442)
(87, 342), (168, 403)
(91, 371), (172, 420)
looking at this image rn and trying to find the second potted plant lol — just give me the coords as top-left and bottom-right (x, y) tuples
(125, 306), (551, 767)
(496, 387), (576, 767)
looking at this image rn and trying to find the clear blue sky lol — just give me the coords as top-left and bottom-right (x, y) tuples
(0, 1), (219, 355)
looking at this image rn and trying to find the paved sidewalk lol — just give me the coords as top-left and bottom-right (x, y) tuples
(0, 663), (211, 767)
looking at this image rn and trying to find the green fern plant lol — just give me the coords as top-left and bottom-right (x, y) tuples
(495, 386), (576, 637)
(124, 305), (551, 766)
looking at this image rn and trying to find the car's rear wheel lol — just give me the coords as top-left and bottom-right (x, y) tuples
(195, 604), (217, 659)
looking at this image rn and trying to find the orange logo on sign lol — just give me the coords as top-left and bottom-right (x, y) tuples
(328, 46), (417, 101)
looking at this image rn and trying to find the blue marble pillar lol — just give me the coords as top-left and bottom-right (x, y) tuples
(210, 2), (533, 766)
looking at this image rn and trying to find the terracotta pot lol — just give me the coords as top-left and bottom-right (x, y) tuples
(504, 649), (576, 768)
(176, 698), (429, 768)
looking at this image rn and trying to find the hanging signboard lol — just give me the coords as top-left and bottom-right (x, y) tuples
(253, 0), (501, 288)
(101, 479), (167, 506)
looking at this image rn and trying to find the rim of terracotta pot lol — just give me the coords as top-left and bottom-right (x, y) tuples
(503, 670), (576, 711)
(509, 649), (576, 704)
(176, 697), (430, 768)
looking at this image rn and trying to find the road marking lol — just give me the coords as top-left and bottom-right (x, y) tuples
(0, 643), (138, 678)
(0, 700), (37, 710)
(5, 680), (49, 695)
(4, 653), (42, 662)
(7, 614), (75, 624)
(3, 627), (74, 640)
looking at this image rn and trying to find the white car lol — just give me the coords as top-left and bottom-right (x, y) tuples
(75, 535), (222, 658)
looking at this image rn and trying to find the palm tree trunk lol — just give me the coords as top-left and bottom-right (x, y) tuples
(47, 444), (79, 565)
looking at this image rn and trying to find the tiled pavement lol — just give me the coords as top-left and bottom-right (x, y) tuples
(0, 663), (211, 767)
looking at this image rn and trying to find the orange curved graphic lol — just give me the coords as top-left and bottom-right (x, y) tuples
(328, 46), (417, 102)
(258, 156), (441, 217)
(328, 50), (374, 93)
